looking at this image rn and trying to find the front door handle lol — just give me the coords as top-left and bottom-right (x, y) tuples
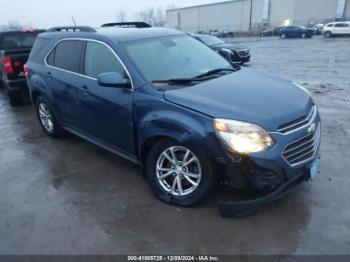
(81, 85), (89, 96)
(46, 72), (52, 79)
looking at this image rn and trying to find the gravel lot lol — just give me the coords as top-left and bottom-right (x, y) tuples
(0, 35), (349, 255)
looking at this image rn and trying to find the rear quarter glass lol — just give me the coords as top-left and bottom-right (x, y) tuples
(29, 37), (51, 60)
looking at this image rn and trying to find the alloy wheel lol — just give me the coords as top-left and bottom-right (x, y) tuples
(38, 102), (54, 133)
(156, 146), (202, 197)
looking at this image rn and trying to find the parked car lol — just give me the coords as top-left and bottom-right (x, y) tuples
(191, 34), (250, 64)
(26, 24), (321, 217)
(0, 29), (44, 105)
(310, 24), (324, 35)
(279, 26), (313, 39)
(260, 28), (274, 37)
(260, 26), (285, 37)
(323, 21), (350, 38)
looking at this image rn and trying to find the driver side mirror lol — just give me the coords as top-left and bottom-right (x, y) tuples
(97, 72), (131, 89)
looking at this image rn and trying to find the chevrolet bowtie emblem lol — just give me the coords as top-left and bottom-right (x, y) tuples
(308, 123), (317, 134)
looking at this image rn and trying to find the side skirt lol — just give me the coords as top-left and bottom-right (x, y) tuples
(63, 126), (142, 166)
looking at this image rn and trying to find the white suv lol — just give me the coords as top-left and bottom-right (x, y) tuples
(323, 21), (350, 38)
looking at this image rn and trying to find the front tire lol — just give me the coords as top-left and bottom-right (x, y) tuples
(325, 31), (332, 38)
(35, 96), (63, 138)
(301, 33), (307, 38)
(280, 33), (286, 39)
(145, 139), (213, 206)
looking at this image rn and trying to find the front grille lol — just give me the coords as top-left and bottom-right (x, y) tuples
(237, 49), (249, 57)
(278, 106), (316, 134)
(282, 125), (321, 167)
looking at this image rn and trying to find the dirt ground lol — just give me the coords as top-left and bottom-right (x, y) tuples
(0, 35), (349, 255)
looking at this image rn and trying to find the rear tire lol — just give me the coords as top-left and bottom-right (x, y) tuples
(145, 139), (213, 207)
(7, 90), (22, 106)
(35, 96), (63, 138)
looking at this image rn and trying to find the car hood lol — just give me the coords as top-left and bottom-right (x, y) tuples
(211, 42), (247, 51)
(163, 68), (313, 132)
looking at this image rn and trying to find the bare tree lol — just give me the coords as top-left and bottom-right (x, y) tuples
(116, 9), (127, 22)
(0, 20), (27, 31)
(138, 8), (155, 26)
(154, 7), (165, 27)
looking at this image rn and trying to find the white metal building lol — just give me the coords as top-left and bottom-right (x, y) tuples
(166, 0), (350, 32)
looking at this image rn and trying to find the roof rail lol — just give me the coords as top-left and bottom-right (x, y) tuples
(101, 22), (152, 28)
(47, 26), (96, 33)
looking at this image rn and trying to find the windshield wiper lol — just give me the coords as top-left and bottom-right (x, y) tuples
(152, 78), (194, 85)
(152, 66), (240, 86)
(194, 67), (239, 79)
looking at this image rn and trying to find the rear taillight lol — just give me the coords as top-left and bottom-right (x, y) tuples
(24, 63), (29, 77)
(2, 55), (14, 75)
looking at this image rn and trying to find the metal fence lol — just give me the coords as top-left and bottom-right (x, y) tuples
(177, 17), (350, 34)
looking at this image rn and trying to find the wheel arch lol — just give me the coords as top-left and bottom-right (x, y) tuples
(136, 109), (226, 167)
(31, 89), (43, 105)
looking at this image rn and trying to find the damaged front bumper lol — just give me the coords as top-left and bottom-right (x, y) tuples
(218, 170), (311, 218)
(215, 118), (321, 217)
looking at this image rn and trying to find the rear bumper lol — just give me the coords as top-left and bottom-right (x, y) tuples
(3, 79), (28, 92)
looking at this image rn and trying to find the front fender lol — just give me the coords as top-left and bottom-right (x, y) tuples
(135, 95), (227, 162)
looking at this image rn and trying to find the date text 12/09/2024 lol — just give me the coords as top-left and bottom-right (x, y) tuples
(127, 256), (220, 261)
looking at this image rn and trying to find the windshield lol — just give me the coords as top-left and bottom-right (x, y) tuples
(0, 32), (40, 50)
(124, 35), (232, 82)
(198, 35), (225, 45)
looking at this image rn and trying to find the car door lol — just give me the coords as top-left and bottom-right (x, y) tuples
(78, 40), (135, 155)
(292, 27), (300, 37)
(285, 26), (295, 37)
(333, 23), (345, 34)
(45, 40), (83, 126)
(338, 23), (350, 34)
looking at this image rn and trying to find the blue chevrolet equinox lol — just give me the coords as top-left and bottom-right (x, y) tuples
(26, 23), (321, 217)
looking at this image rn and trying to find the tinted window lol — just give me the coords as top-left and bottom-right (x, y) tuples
(29, 37), (50, 59)
(54, 40), (83, 73)
(198, 35), (225, 45)
(84, 41), (125, 79)
(335, 23), (349, 27)
(0, 32), (41, 50)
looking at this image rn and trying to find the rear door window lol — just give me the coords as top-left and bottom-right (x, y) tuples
(50, 40), (83, 73)
(84, 41), (125, 79)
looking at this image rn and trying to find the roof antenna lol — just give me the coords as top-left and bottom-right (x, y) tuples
(71, 16), (77, 26)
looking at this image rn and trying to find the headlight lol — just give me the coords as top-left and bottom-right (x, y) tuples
(214, 119), (275, 155)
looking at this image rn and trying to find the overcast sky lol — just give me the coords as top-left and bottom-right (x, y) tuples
(0, 0), (224, 28)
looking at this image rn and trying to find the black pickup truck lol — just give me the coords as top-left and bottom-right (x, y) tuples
(0, 30), (44, 106)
